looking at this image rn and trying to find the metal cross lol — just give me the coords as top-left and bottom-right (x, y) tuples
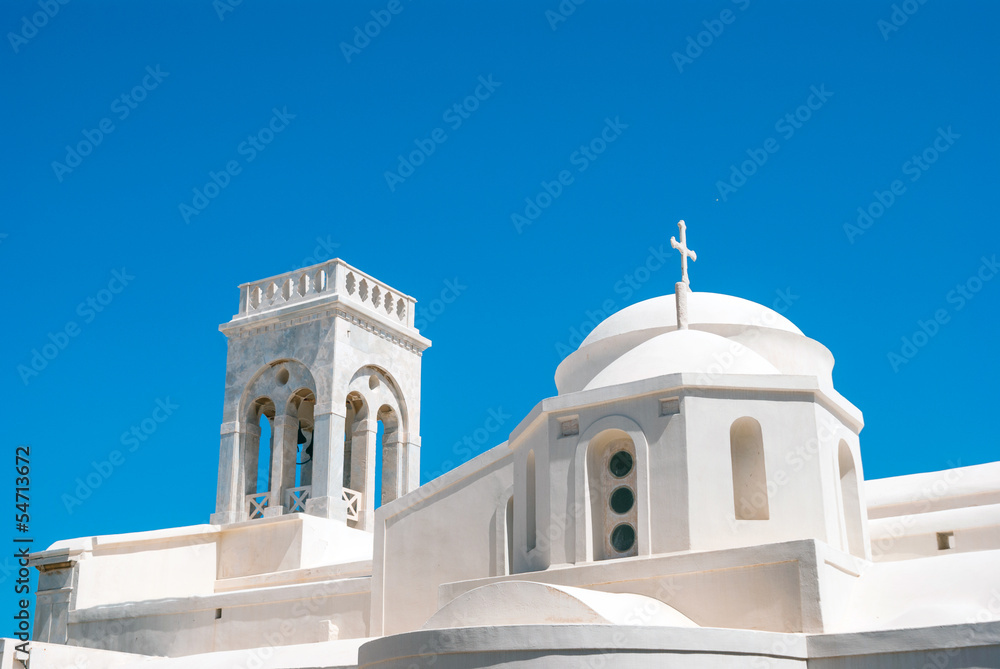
(670, 219), (697, 287)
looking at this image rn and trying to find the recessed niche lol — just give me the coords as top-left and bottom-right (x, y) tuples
(937, 531), (954, 550)
(275, 367), (289, 385)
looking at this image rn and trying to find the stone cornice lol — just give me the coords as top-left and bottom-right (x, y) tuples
(220, 300), (430, 355)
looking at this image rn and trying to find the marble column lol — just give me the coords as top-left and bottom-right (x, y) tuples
(351, 419), (378, 531)
(404, 437), (421, 494)
(382, 429), (404, 505)
(265, 414), (297, 516)
(210, 421), (242, 525)
(305, 402), (349, 521)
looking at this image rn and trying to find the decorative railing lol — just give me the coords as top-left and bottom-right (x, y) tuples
(343, 487), (361, 523)
(234, 259), (416, 330)
(246, 492), (269, 520)
(246, 486), (361, 523)
(285, 486), (311, 513)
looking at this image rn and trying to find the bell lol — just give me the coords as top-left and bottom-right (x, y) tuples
(296, 428), (314, 465)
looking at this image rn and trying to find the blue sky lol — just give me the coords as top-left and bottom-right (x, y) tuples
(2, 0), (999, 623)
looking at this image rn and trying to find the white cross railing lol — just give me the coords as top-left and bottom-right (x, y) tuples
(246, 492), (269, 520)
(285, 486), (312, 513)
(343, 487), (361, 522)
(246, 486), (361, 523)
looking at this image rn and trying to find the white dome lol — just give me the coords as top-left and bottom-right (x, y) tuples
(584, 329), (780, 391)
(581, 292), (802, 348)
(555, 291), (835, 395)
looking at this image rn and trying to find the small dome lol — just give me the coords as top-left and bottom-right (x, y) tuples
(584, 329), (780, 391)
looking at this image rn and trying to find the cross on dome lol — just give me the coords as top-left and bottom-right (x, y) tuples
(670, 219), (697, 330)
(670, 219), (697, 288)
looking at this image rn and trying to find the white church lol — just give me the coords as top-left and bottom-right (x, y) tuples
(8, 224), (1000, 668)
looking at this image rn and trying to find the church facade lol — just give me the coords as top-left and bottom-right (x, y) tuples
(12, 249), (1000, 668)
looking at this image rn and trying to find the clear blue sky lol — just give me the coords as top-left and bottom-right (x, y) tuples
(2, 0), (998, 623)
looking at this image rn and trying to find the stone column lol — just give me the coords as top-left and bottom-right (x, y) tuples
(266, 414), (298, 516)
(210, 421), (242, 525)
(351, 419), (378, 531)
(305, 402), (349, 521)
(404, 437), (421, 494)
(242, 422), (261, 497)
(382, 429), (404, 505)
(30, 553), (81, 645)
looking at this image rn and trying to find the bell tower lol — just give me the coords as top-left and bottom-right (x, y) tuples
(209, 259), (430, 530)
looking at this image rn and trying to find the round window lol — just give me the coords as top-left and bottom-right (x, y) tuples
(609, 487), (635, 514)
(608, 451), (633, 478)
(610, 524), (636, 553)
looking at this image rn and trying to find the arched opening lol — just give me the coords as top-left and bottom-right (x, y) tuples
(526, 450), (536, 552)
(256, 411), (272, 494)
(505, 496), (514, 575)
(244, 397), (275, 520)
(289, 388), (316, 490)
(377, 403), (401, 508)
(731, 417), (768, 521)
(838, 440), (864, 556)
(586, 431), (638, 560)
(343, 391), (368, 528)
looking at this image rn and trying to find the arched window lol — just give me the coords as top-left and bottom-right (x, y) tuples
(244, 397), (275, 520)
(838, 440), (864, 556)
(586, 431), (638, 561)
(526, 450), (536, 551)
(343, 391), (368, 528)
(731, 417), (768, 520)
(289, 389), (315, 490)
(377, 404), (402, 508)
(256, 410), (272, 494)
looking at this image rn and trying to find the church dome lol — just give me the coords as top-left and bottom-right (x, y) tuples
(582, 292), (802, 348)
(556, 291), (835, 395)
(583, 329), (780, 391)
